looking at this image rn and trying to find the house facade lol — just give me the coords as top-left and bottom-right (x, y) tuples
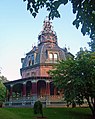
(4, 17), (73, 107)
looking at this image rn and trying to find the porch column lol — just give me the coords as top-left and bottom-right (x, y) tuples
(30, 81), (32, 96)
(10, 84), (13, 101)
(22, 82), (26, 97)
(31, 80), (37, 101)
(46, 80), (50, 105)
(10, 85), (13, 97)
(46, 80), (50, 96)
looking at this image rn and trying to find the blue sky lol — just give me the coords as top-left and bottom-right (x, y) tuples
(0, 0), (90, 81)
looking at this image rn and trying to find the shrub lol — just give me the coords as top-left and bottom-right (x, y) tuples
(33, 101), (43, 118)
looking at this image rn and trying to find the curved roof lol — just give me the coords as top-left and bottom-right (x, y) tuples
(21, 17), (72, 70)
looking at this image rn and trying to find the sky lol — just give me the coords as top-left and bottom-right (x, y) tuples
(0, 0), (90, 81)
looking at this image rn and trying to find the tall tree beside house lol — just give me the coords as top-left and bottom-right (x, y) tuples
(23, 0), (95, 44)
(0, 75), (7, 105)
(49, 51), (95, 117)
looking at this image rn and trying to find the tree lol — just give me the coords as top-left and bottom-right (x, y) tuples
(0, 81), (6, 107)
(23, 0), (95, 40)
(0, 75), (7, 106)
(49, 51), (95, 117)
(88, 38), (95, 52)
(0, 76), (8, 83)
(0, 81), (6, 101)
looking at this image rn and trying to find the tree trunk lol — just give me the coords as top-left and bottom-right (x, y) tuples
(92, 98), (95, 119)
(41, 110), (43, 118)
(86, 97), (95, 118)
(92, 110), (95, 119)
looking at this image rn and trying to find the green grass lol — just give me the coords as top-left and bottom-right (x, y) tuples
(0, 107), (92, 119)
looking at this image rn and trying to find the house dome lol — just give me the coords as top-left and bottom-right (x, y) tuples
(20, 17), (72, 78)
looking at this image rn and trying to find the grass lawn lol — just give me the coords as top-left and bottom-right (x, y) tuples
(0, 107), (92, 119)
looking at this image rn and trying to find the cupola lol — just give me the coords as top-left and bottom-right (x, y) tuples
(38, 16), (57, 45)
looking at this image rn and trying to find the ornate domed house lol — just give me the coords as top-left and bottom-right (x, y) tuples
(4, 18), (73, 107)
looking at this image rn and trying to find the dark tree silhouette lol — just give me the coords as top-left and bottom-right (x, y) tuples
(33, 101), (43, 118)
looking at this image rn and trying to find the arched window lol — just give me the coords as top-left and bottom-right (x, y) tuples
(28, 60), (32, 66)
(49, 53), (53, 59)
(54, 53), (58, 60)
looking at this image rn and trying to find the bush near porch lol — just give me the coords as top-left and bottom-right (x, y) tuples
(0, 107), (92, 119)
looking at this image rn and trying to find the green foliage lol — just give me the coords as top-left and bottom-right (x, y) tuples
(23, 0), (95, 41)
(33, 101), (43, 117)
(0, 80), (6, 102)
(88, 38), (95, 52)
(49, 51), (95, 116)
(0, 75), (7, 104)
(0, 75), (8, 83)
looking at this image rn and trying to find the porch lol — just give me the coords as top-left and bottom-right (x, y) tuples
(4, 95), (65, 107)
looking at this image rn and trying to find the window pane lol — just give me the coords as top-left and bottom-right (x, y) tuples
(54, 53), (57, 59)
(49, 53), (53, 59)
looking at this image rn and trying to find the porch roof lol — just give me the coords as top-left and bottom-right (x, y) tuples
(4, 76), (52, 86)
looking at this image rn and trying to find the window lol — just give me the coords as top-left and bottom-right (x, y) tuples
(26, 72), (30, 77)
(46, 50), (48, 58)
(28, 60), (32, 66)
(49, 53), (53, 59)
(31, 72), (36, 76)
(54, 53), (58, 63)
(54, 53), (58, 60)
(32, 60), (34, 65)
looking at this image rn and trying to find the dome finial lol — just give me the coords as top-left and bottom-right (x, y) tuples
(42, 16), (52, 33)
(38, 16), (57, 45)
(45, 16), (49, 22)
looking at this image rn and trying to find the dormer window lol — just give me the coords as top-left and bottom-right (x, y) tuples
(54, 53), (58, 60)
(49, 53), (53, 59)
(28, 60), (32, 66)
(32, 60), (34, 65)
(49, 52), (58, 63)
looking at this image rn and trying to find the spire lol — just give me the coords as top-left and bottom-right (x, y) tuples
(42, 16), (53, 34)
